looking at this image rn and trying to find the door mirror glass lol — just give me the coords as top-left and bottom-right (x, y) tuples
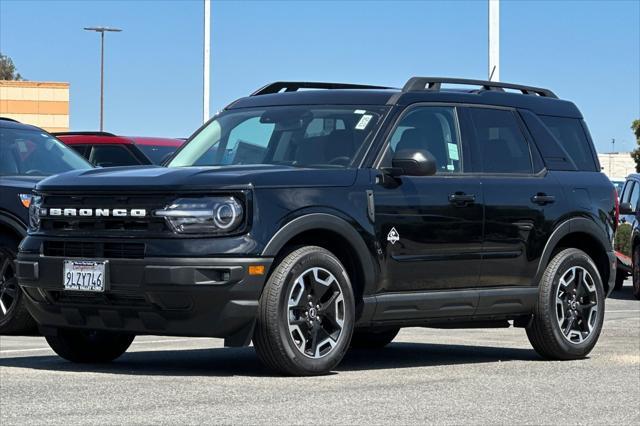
(391, 149), (437, 177)
(619, 202), (633, 215)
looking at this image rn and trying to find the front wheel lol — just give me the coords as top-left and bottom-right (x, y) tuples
(46, 329), (134, 363)
(526, 248), (605, 360)
(253, 246), (355, 376)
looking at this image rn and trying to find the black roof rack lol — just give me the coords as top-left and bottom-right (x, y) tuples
(52, 131), (117, 137)
(0, 117), (20, 123)
(402, 77), (558, 98)
(252, 81), (395, 96)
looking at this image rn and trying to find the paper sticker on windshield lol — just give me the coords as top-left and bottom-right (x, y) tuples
(447, 143), (459, 160)
(355, 114), (373, 130)
(354, 109), (366, 115)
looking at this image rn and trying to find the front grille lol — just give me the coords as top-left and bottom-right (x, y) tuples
(39, 193), (173, 235)
(43, 241), (146, 259)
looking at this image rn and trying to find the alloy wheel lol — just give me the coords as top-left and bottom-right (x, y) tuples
(0, 255), (18, 319)
(287, 267), (345, 359)
(556, 266), (599, 344)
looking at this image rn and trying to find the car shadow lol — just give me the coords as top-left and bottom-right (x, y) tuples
(0, 341), (540, 377)
(608, 284), (639, 301)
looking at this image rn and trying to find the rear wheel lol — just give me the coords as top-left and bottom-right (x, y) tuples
(0, 247), (36, 335)
(632, 247), (640, 300)
(253, 246), (355, 376)
(350, 327), (399, 349)
(45, 329), (134, 363)
(526, 248), (605, 360)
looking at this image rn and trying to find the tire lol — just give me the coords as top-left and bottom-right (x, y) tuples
(253, 246), (355, 376)
(0, 246), (37, 335)
(350, 327), (399, 349)
(632, 247), (640, 300)
(614, 268), (626, 291)
(526, 248), (605, 360)
(45, 329), (134, 363)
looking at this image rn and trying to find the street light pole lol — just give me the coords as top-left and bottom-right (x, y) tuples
(84, 26), (122, 131)
(203, 0), (211, 123)
(488, 0), (500, 81)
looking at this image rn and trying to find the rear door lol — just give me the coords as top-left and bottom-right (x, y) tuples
(464, 106), (561, 287)
(373, 105), (484, 292)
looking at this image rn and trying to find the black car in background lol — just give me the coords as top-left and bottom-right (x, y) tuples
(614, 174), (640, 298)
(0, 118), (92, 333)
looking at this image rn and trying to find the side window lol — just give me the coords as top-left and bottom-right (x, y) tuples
(89, 145), (141, 167)
(383, 106), (462, 173)
(539, 116), (597, 171)
(469, 108), (533, 174)
(69, 144), (89, 159)
(620, 181), (633, 203)
(628, 182), (639, 212)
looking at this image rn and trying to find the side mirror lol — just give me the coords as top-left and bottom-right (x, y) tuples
(390, 149), (437, 177)
(619, 202), (634, 215)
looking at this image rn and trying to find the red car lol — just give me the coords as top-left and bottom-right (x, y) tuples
(55, 131), (184, 167)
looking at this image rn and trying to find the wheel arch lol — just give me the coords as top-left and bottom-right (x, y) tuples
(0, 212), (26, 247)
(535, 217), (613, 292)
(262, 213), (377, 308)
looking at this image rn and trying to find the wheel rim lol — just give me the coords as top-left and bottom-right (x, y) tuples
(287, 267), (345, 359)
(0, 254), (18, 319)
(555, 266), (598, 344)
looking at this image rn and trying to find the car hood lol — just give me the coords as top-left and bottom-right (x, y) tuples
(0, 175), (43, 191)
(35, 165), (358, 192)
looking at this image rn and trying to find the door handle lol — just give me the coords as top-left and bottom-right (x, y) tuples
(449, 193), (476, 205)
(531, 193), (555, 205)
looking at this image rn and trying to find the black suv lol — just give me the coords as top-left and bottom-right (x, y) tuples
(0, 118), (91, 333)
(614, 174), (640, 298)
(16, 78), (617, 375)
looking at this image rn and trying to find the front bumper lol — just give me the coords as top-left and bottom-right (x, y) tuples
(16, 253), (272, 344)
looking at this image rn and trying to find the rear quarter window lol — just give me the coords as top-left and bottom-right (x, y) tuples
(539, 116), (598, 171)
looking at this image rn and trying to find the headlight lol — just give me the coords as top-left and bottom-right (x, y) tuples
(155, 197), (244, 234)
(28, 196), (43, 232)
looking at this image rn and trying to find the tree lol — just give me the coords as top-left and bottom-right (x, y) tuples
(631, 119), (640, 173)
(0, 53), (24, 80)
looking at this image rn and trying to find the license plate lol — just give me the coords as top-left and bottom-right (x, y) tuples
(63, 260), (107, 292)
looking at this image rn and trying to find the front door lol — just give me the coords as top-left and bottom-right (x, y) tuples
(373, 105), (483, 292)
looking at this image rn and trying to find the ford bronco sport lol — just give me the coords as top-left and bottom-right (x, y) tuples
(16, 78), (617, 375)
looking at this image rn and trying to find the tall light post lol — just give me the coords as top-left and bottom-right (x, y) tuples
(203, 0), (211, 123)
(488, 0), (500, 81)
(84, 26), (122, 131)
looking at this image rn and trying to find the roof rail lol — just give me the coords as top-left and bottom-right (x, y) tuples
(0, 117), (20, 123)
(52, 131), (117, 137)
(402, 77), (558, 98)
(252, 81), (395, 96)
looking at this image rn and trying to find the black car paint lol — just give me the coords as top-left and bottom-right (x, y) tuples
(16, 88), (617, 344)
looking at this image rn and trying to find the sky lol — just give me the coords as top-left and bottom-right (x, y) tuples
(0, 0), (638, 153)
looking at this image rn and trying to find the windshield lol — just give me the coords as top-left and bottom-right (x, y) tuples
(137, 144), (180, 164)
(169, 106), (387, 168)
(0, 127), (92, 176)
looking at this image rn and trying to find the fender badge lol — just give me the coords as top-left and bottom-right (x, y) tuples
(387, 227), (400, 245)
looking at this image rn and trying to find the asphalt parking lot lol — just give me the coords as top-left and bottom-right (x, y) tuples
(1, 281), (638, 425)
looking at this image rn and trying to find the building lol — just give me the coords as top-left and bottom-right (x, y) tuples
(598, 152), (636, 179)
(0, 80), (69, 132)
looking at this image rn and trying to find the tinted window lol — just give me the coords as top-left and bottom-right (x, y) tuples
(69, 144), (89, 159)
(0, 128), (91, 176)
(89, 145), (141, 167)
(540, 116), (597, 171)
(383, 106), (462, 173)
(469, 108), (533, 174)
(628, 182), (639, 212)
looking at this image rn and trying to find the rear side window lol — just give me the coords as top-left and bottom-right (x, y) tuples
(468, 108), (533, 174)
(539, 116), (597, 171)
